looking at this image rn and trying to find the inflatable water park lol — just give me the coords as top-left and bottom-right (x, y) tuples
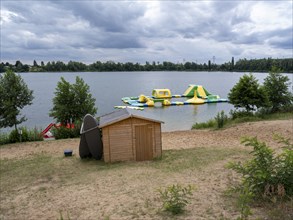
(115, 84), (228, 109)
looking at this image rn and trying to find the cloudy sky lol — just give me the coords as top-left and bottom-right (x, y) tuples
(1, 0), (292, 65)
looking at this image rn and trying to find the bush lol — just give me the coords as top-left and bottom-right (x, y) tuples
(215, 111), (228, 128)
(229, 110), (254, 120)
(192, 119), (216, 129)
(0, 132), (10, 145)
(52, 123), (81, 140)
(6, 127), (43, 144)
(158, 184), (194, 215)
(228, 136), (293, 199)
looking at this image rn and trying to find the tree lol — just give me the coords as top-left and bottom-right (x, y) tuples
(263, 66), (293, 112)
(33, 60), (38, 67)
(50, 76), (97, 124)
(228, 73), (269, 112)
(0, 70), (34, 130)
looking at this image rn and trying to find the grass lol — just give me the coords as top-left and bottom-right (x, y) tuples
(0, 145), (288, 219)
(192, 111), (293, 130)
(0, 147), (247, 193)
(192, 119), (216, 129)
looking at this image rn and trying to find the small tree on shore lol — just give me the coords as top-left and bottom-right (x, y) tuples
(263, 66), (293, 112)
(50, 76), (97, 124)
(0, 70), (34, 130)
(228, 73), (269, 112)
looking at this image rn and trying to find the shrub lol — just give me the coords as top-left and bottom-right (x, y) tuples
(6, 127), (43, 144)
(228, 136), (293, 199)
(158, 184), (194, 215)
(215, 110), (228, 128)
(192, 119), (216, 129)
(52, 123), (81, 140)
(0, 132), (10, 145)
(229, 110), (254, 120)
(9, 128), (28, 143)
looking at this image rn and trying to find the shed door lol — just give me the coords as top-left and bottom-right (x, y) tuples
(135, 125), (153, 161)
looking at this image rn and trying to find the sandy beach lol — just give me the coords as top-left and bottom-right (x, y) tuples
(0, 119), (292, 219)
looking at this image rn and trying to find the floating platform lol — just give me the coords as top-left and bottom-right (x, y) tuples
(118, 85), (228, 109)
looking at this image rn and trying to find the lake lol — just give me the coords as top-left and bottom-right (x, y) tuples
(3, 71), (292, 132)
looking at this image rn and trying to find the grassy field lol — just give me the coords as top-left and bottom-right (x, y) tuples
(1, 145), (291, 219)
(0, 147), (245, 219)
(1, 119), (292, 219)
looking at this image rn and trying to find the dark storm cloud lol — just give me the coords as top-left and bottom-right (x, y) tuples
(51, 1), (145, 33)
(1, 1), (292, 64)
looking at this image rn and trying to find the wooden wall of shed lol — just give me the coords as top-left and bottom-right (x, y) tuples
(102, 117), (162, 163)
(102, 119), (133, 163)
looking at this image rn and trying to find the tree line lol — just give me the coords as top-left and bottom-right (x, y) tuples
(1, 57), (292, 73)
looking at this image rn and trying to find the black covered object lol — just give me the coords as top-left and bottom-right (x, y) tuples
(79, 114), (103, 160)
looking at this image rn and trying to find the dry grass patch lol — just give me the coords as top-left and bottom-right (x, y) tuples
(1, 147), (249, 219)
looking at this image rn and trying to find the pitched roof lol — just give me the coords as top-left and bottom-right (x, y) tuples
(99, 108), (164, 128)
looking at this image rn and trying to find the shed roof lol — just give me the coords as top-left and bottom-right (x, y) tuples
(99, 108), (164, 128)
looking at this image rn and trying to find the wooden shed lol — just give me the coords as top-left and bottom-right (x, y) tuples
(99, 108), (163, 163)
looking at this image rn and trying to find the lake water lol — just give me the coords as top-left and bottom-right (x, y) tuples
(3, 71), (292, 132)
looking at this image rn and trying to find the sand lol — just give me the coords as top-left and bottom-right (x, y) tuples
(0, 119), (292, 219)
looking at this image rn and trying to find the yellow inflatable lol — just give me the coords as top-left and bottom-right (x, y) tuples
(185, 96), (205, 104)
(152, 89), (172, 98)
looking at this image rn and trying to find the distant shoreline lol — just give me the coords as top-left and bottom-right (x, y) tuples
(1, 57), (292, 73)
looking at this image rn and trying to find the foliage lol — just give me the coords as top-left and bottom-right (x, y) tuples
(192, 119), (216, 129)
(228, 73), (270, 112)
(263, 66), (293, 112)
(158, 184), (194, 215)
(228, 136), (293, 199)
(50, 77), (97, 124)
(58, 211), (71, 220)
(0, 70), (34, 130)
(215, 110), (228, 128)
(236, 184), (254, 220)
(1, 58), (292, 73)
(0, 132), (10, 145)
(229, 110), (254, 120)
(192, 111), (228, 129)
(52, 122), (81, 139)
(0, 127), (43, 145)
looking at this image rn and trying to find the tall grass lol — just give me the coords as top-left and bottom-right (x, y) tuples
(192, 110), (292, 130)
(0, 127), (43, 145)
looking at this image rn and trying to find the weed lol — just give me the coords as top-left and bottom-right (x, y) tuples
(158, 184), (194, 215)
(228, 135), (293, 219)
(192, 119), (216, 129)
(215, 110), (228, 128)
(58, 211), (70, 220)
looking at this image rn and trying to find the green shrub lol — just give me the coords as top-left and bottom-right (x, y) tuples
(27, 127), (44, 142)
(0, 132), (10, 145)
(52, 123), (81, 140)
(158, 184), (194, 215)
(228, 136), (293, 199)
(215, 110), (228, 128)
(229, 110), (254, 120)
(9, 128), (28, 143)
(6, 127), (43, 143)
(236, 184), (254, 220)
(192, 119), (216, 129)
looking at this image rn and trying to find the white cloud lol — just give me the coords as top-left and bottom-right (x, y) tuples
(1, 0), (292, 64)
